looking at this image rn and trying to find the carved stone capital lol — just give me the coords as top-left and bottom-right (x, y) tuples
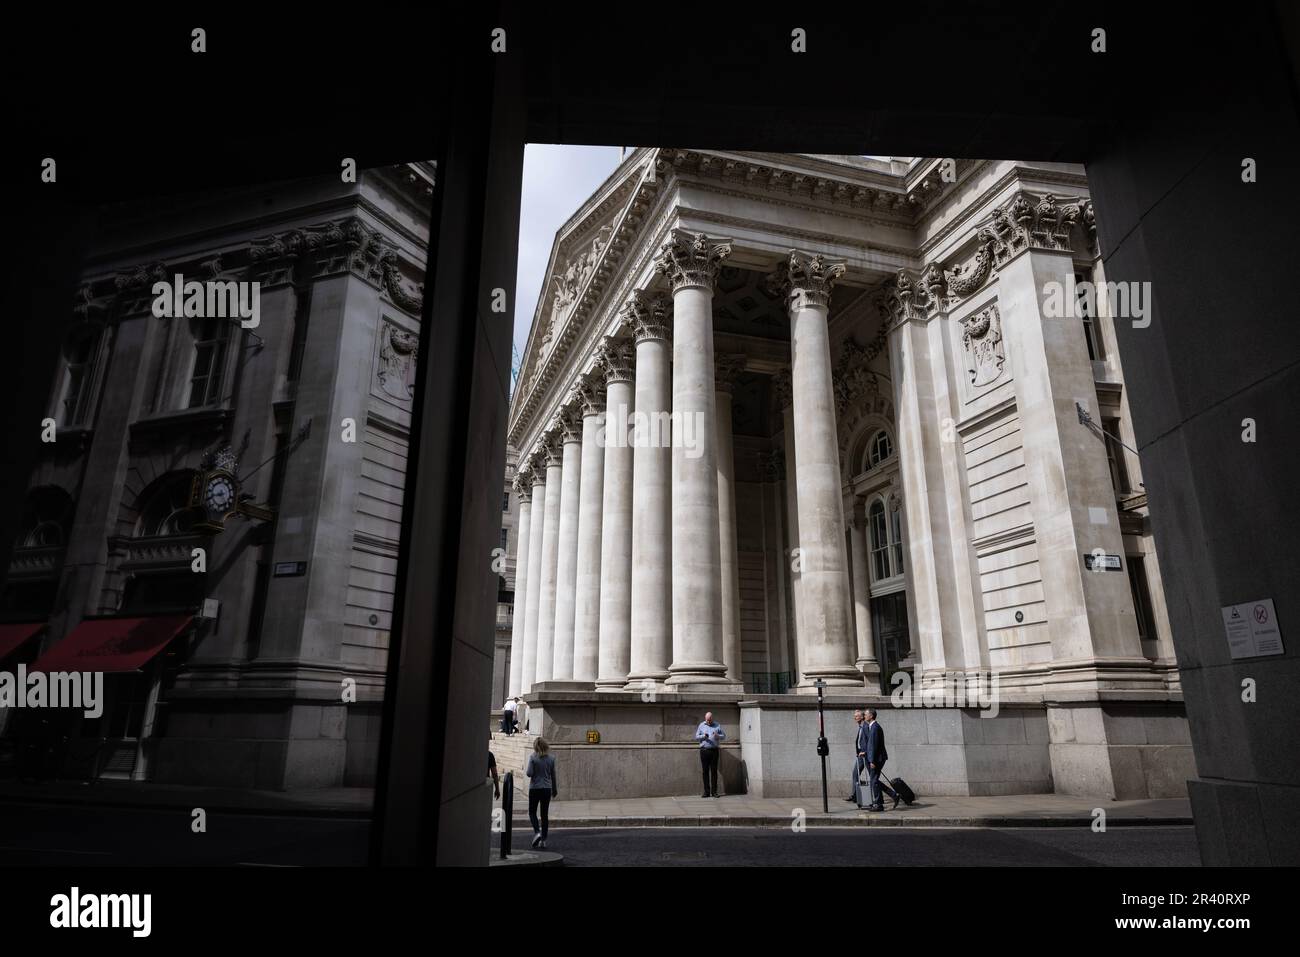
(879, 269), (930, 328)
(653, 229), (732, 292)
(762, 448), (786, 482)
(596, 336), (636, 385)
(781, 250), (846, 312)
(623, 289), (673, 344)
(513, 470), (533, 503)
(771, 368), (794, 411)
(832, 337), (882, 417)
(715, 353), (747, 394)
(558, 403), (584, 444)
(577, 374), (607, 417)
(540, 431), (564, 468)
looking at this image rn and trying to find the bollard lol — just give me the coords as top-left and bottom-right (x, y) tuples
(501, 771), (514, 859)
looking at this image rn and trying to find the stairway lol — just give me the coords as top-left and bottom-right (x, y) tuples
(489, 731), (532, 792)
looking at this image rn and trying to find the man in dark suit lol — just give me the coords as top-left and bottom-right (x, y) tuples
(864, 708), (899, 811)
(845, 709), (868, 803)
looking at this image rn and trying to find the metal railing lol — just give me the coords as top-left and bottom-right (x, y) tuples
(745, 671), (795, 694)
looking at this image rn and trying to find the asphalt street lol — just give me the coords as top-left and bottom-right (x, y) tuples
(0, 802), (1199, 866)
(493, 825), (1201, 867)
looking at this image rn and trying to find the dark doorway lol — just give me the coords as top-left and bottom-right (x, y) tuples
(871, 591), (912, 693)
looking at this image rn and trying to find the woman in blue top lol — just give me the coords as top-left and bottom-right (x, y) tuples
(525, 736), (558, 849)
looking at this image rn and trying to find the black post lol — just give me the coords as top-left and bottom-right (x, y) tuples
(501, 771), (514, 860)
(814, 678), (829, 814)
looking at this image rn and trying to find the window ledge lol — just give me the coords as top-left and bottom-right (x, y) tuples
(130, 406), (231, 442)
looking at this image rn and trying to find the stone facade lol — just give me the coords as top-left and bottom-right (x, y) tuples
(506, 150), (1192, 800)
(1, 164), (435, 788)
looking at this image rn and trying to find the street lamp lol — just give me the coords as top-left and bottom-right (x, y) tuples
(814, 678), (829, 813)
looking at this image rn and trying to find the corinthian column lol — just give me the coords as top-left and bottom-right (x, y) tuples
(507, 469), (534, 699)
(551, 405), (583, 680)
(596, 337), (636, 688)
(571, 376), (606, 684)
(656, 230), (738, 690)
(533, 432), (564, 685)
(520, 460), (547, 691)
(715, 353), (747, 685)
(779, 250), (861, 688)
(625, 291), (674, 690)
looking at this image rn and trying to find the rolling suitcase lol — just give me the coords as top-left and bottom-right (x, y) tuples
(882, 771), (915, 806)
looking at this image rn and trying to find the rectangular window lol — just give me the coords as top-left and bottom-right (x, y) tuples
(870, 508), (890, 581)
(1103, 417), (1131, 496)
(188, 319), (229, 409)
(62, 363), (89, 425)
(1128, 556), (1159, 644)
(499, 527), (508, 551)
(502, 491), (510, 512)
(1075, 270), (1104, 361)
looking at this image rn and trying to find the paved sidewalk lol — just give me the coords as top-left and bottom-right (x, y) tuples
(501, 792), (1192, 828)
(0, 778), (374, 817)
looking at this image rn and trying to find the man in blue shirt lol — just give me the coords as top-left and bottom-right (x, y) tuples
(694, 711), (726, 798)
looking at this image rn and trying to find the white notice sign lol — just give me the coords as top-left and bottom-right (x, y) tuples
(1221, 599), (1284, 659)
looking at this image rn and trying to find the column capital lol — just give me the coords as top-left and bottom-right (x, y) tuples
(779, 249), (846, 312)
(576, 373), (607, 417)
(714, 353), (747, 394)
(596, 336), (636, 385)
(653, 229), (732, 292)
(557, 403), (584, 444)
(622, 289), (673, 344)
(771, 368), (793, 411)
(762, 448), (786, 482)
(513, 469), (534, 503)
(541, 430), (564, 467)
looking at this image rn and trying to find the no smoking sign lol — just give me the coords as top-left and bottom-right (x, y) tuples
(1221, 597), (1285, 659)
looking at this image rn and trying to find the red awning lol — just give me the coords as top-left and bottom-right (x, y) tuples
(0, 622), (45, 662)
(29, 615), (193, 673)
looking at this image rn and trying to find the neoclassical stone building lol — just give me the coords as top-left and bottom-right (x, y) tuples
(504, 150), (1191, 800)
(0, 163), (434, 787)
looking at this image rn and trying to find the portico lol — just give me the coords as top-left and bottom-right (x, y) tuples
(506, 149), (1191, 801)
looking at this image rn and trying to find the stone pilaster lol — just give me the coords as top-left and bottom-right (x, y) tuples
(715, 353), (747, 684)
(773, 370), (802, 682)
(847, 502), (880, 684)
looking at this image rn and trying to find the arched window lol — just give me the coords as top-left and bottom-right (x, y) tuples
(136, 473), (202, 538)
(867, 429), (893, 469)
(868, 494), (905, 582)
(15, 487), (74, 549)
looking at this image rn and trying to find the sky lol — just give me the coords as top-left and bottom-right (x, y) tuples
(508, 149), (909, 387)
(512, 144), (624, 385)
